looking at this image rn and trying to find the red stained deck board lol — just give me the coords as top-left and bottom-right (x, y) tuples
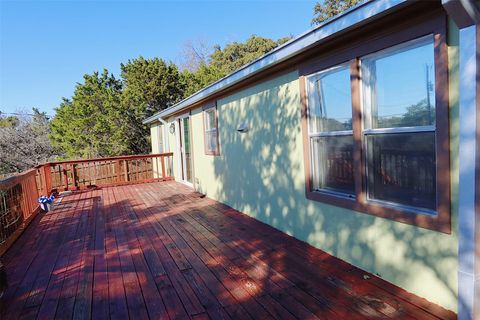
(109, 187), (150, 320)
(0, 181), (456, 320)
(171, 196), (424, 319)
(186, 204), (423, 319)
(103, 186), (129, 320)
(167, 214), (271, 319)
(126, 185), (204, 317)
(113, 187), (169, 320)
(137, 186), (239, 309)
(91, 189), (110, 320)
(178, 205), (376, 318)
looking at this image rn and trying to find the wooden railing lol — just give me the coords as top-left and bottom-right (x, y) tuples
(0, 153), (174, 255)
(0, 168), (43, 256)
(44, 153), (174, 192)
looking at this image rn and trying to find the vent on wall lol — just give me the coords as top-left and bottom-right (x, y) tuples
(237, 122), (249, 133)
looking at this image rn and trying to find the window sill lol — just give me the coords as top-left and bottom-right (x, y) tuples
(205, 151), (220, 156)
(306, 190), (451, 234)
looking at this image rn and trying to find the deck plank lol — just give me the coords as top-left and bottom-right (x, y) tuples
(128, 184), (205, 318)
(103, 186), (129, 320)
(91, 188), (110, 320)
(115, 186), (169, 320)
(3, 191), (83, 320)
(110, 187), (149, 320)
(36, 191), (87, 320)
(55, 190), (96, 319)
(0, 181), (457, 320)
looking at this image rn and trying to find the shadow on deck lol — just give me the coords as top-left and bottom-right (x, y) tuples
(0, 181), (455, 319)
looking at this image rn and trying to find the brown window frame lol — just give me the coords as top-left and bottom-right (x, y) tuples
(299, 12), (451, 233)
(203, 102), (220, 156)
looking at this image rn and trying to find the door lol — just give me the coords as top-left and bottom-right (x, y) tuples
(178, 116), (193, 185)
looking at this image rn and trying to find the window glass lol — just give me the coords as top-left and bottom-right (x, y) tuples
(366, 132), (436, 211)
(362, 37), (435, 129)
(307, 64), (354, 196)
(361, 36), (437, 212)
(204, 107), (219, 154)
(206, 132), (217, 152)
(310, 135), (355, 195)
(207, 109), (216, 129)
(308, 66), (352, 133)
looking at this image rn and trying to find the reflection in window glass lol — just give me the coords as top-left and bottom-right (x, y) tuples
(206, 130), (217, 152)
(207, 109), (216, 129)
(361, 35), (438, 213)
(308, 66), (352, 132)
(366, 132), (436, 211)
(310, 135), (355, 195)
(362, 37), (435, 128)
(204, 108), (219, 154)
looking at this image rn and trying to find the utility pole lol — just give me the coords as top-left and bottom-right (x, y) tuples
(425, 64), (432, 124)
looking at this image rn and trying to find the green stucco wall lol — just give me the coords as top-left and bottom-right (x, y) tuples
(152, 23), (460, 312)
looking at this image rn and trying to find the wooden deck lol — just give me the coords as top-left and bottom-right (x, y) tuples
(0, 181), (455, 319)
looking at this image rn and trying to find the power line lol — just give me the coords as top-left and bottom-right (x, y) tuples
(0, 112), (53, 118)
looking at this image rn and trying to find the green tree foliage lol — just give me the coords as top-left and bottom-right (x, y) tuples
(312, 0), (362, 25)
(50, 70), (124, 158)
(51, 35), (289, 158)
(378, 99), (435, 128)
(210, 35), (290, 74)
(0, 114), (18, 128)
(181, 63), (225, 98)
(121, 57), (184, 113)
(0, 108), (58, 176)
(120, 57), (185, 153)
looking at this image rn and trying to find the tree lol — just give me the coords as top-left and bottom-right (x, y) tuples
(0, 108), (58, 176)
(181, 63), (225, 98)
(178, 38), (212, 72)
(378, 99), (435, 128)
(50, 36), (291, 159)
(50, 70), (124, 158)
(120, 57), (185, 154)
(0, 114), (18, 128)
(210, 35), (290, 74)
(180, 35), (290, 98)
(312, 0), (362, 25)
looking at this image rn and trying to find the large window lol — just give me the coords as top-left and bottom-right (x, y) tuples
(203, 106), (219, 155)
(302, 26), (450, 232)
(361, 36), (436, 213)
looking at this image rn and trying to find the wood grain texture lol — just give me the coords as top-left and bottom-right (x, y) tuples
(0, 181), (456, 319)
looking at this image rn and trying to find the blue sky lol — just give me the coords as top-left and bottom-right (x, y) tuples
(0, 0), (317, 116)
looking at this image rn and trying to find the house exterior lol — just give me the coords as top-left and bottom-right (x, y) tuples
(144, 0), (480, 318)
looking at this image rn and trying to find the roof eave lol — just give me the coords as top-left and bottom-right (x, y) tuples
(143, 0), (408, 125)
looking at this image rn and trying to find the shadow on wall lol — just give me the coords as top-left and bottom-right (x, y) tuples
(211, 71), (458, 310)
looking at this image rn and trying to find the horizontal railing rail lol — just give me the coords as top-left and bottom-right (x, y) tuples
(44, 153), (174, 192)
(0, 152), (174, 256)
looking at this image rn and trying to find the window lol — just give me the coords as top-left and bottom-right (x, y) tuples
(361, 36), (436, 213)
(307, 64), (355, 196)
(203, 106), (219, 155)
(301, 21), (450, 232)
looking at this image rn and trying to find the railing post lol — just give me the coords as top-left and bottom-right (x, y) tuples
(42, 164), (52, 194)
(72, 164), (78, 190)
(63, 165), (69, 191)
(114, 160), (121, 183)
(124, 161), (129, 182)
